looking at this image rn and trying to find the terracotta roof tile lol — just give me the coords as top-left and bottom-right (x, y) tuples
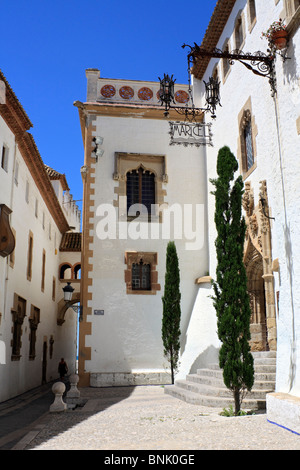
(192, 0), (236, 79)
(59, 232), (81, 252)
(44, 165), (70, 191)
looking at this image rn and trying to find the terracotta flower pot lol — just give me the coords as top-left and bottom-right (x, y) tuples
(271, 29), (288, 50)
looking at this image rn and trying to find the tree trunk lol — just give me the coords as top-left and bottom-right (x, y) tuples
(234, 388), (241, 415)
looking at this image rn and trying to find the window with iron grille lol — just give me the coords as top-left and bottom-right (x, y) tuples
(126, 168), (155, 220)
(132, 260), (151, 291)
(244, 119), (254, 170)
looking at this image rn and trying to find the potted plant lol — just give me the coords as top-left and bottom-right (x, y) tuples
(261, 19), (288, 50)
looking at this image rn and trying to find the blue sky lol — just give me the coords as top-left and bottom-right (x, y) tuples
(1, 0), (217, 211)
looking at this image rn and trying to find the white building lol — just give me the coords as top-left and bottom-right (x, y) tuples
(75, 0), (300, 434)
(0, 70), (81, 402)
(74, 71), (216, 387)
(192, 0), (300, 433)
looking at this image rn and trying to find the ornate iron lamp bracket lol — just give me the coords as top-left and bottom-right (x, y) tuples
(183, 44), (277, 97)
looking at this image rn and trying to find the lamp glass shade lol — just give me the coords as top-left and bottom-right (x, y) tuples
(63, 282), (74, 302)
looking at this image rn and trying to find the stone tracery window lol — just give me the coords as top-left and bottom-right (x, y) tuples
(29, 306), (40, 359)
(237, 98), (258, 178)
(113, 152), (167, 222)
(234, 15), (245, 50)
(222, 41), (231, 80)
(248, 0), (257, 29)
(285, 0), (300, 20)
(243, 114), (254, 171)
(126, 168), (155, 221)
(11, 295), (26, 360)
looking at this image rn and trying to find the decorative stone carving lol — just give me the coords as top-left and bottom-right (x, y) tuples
(243, 180), (277, 351)
(243, 182), (254, 216)
(0, 204), (15, 257)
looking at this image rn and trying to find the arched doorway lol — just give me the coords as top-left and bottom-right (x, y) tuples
(242, 180), (277, 352)
(244, 242), (268, 351)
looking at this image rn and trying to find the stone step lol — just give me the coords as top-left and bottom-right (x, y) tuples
(186, 373), (275, 391)
(196, 366), (276, 382)
(252, 351), (276, 358)
(164, 385), (267, 410)
(175, 379), (273, 399)
(165, 351), (276, 410)
(206, 362), (276, 373)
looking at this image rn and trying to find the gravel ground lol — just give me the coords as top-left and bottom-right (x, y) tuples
(23, 385), (300, 451)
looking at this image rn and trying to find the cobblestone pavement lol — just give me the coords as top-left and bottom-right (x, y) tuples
(14, 385), (300, 451)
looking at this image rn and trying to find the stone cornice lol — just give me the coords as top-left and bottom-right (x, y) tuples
(17, 132), (70, 234)
(0, 69), (70, 234)
(0, 69), (33, 134)
(73, 100), (183, 122)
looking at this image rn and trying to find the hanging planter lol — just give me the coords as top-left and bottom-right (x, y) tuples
(270, 29), (288, 50)
(261, 19), (288, 51)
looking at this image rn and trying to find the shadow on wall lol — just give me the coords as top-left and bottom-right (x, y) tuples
(188, 345), (219, 375)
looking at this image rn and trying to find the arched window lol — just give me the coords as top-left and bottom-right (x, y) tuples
(59, 263), (72, 280)
(242, 110), (254, 172)
(234, 16), (244, 50)
(74, 264), (81, 279)
(222, 41), (231, 80)
(126, 168), (155, 220)
(248, 0), (256, 26)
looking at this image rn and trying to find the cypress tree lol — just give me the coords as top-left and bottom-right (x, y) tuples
(210, 146), (254, 414)
(162, 241), (181, 384)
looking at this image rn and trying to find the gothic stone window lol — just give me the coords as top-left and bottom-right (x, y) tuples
(124, 251), (160, 295)
(29, 305), (40, 360)
(113, 152), (167, 222)
(234, 15), (245, 50)
(237, 98), (258, 178)
(222, 41), (231, 81)
(285, 0), (300, 20)
(126, 167), (155, 221)
(248, 0), (257, 30)
(244, 115), (254, 170)
(11, 295), (26, 360)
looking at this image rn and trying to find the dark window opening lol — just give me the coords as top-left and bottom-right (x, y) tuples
(132, 260), (151, 291)
(244, 119), (254, 170)
(127, 168), (155, 221)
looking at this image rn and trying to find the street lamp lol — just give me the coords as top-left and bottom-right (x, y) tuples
(62, 282), (83, 320)
(62, 282), (74, 302)
(158, 72), (221, 121)
(204, 76), (221, 119)
(158, 74), (176, 117)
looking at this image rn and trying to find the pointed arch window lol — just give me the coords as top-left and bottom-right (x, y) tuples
(244, 116), (254, 171)
(126, 168), (155, 220)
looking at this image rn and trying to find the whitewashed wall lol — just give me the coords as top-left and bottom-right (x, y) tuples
(85, 112), (211, 384)
(0, 117), (78, 402)
(193, 0), (300, 399)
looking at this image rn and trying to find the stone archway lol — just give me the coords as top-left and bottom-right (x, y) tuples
(244, 240), (268, 351)
(243, 180), (277, 352)
(57, 292), (80, 325)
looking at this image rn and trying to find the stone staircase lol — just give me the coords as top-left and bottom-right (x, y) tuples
(164, 351), (276, 411)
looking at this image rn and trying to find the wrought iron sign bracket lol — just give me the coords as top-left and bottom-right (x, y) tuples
(182, 44), (277, 97)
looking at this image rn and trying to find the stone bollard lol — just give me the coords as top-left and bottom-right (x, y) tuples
(50, 381), (67, 412)
(67, 373), (80, 398)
